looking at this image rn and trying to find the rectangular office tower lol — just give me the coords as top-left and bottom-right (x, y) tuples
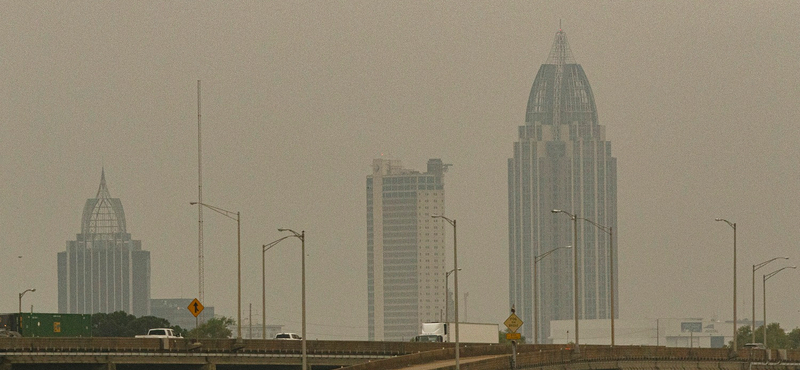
(58, 170), (151, 317)
(508, 30), (618, 343)
(367, 158), (449, 341)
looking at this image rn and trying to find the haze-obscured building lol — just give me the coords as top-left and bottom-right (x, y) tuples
(508, 29), (618, 343)
(367, 158), (449, 341)
(149, 298), (216, 331)
(549, 318), (749, 348)
(58, 170), (151, 316)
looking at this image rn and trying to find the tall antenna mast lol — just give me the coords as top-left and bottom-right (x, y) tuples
(197, 80), (205, 321)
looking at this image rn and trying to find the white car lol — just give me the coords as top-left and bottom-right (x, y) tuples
(275, 332), (301, 340)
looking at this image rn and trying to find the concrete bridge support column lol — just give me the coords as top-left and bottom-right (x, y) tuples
(94, 363), (116, 370)
(200, 363), (216, 370)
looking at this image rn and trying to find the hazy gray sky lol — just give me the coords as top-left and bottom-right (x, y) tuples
(1, 1), (799, 340)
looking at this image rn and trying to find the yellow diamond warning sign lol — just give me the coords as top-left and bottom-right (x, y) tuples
(504, 313), (523, 333)
(188, 298), (204, 317)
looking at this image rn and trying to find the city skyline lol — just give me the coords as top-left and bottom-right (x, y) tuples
(1, 2), (799, 341)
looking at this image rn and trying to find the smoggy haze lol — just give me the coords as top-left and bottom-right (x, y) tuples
(1, 2), (799, 340)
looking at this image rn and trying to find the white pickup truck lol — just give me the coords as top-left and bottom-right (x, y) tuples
(135, 328), (182, 338)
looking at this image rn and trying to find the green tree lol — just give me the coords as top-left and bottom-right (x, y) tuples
(499, 328), (526, 344)
(733, 325), (753, 349)
(787, 328), (800, 349)
(129, 316), (173, 336)
(765, 323), (790, 349)
(92, 311), (137, 337)
(187, 316), (234, 339)
(92, 311), (184, 337)
(734, 323), (794, 349)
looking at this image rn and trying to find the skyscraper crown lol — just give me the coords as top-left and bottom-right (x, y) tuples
(80, 169), (127, 238)
(525, 29), (598, 132)
(545, 29), (576, 65)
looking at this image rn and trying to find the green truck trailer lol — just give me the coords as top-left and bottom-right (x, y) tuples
(0, 313), (92, 337)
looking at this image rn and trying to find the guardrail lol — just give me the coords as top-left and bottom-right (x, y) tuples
(341, 345), (800, 370)
(0, 337), (451, 356)
(3, 340), (798, 370)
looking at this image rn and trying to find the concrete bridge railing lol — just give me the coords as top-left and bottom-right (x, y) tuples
(343, 345), (800, 370)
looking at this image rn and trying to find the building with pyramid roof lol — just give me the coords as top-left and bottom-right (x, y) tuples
(58, 170), (151, 316)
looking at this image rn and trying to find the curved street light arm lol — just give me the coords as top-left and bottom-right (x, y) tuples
(579, 218), (610, 234)
(551, 209), (576, 220)
(190, 201), (239, 222)
(278, 228), (304, 240)
(765, 266), (796, 281)
(431, 214), (455, 226)
(715, 218), (735, 229)
(263, 235), (293, 252)
(754, 257), (789, 271)
(535, 245), (572, 263)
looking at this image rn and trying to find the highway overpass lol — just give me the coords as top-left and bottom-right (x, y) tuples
(2, 338), (800, 370)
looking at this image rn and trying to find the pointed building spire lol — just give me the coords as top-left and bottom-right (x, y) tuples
(96, 168), (111, 199)
(545, 29), (576, 65)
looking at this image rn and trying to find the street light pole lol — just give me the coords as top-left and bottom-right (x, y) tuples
(552, 209), (580, 354)
(18, 288), (35, 314)
(262, 235), (293, 339)
(576, 217), (615, 346)
(715, 218), (736, 349)
(445, 268), (461, 323)
(533, 245), (571, 344)
(190, 201), (241, 342)
(762, 266), (795, 348)
(752, 257), (788, 344)
(279, 228), (307, 370)
(18, 288), (35, 333)
(432, 215), (459, 369)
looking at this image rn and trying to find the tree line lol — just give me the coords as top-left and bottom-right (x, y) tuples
(92, 311), (235, 338)
(733, 323), (800, 349)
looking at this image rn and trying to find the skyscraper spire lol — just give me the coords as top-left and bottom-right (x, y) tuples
(525, 28), (597, 131)
(96, 167), (111, 199)
(83, 168), (126, 236)
(545, 29), (576, 65)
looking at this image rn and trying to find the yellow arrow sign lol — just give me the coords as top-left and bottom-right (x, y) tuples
(187, 298), (204, 317)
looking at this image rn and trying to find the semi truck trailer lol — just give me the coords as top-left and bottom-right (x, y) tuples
(412, 322), (498, 343)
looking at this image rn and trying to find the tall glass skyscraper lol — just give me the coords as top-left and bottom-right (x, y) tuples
(508, 30), (617, 343)
(58, 170), (151, 316)
(367, 158), (449, 341)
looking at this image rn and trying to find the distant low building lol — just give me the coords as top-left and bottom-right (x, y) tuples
(149, 298), (215, 331)
(549, 318), (756, 348)
(226, 322), (283, 340)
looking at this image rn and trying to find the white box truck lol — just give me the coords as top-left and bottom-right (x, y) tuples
(412, 322), (498, 343)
